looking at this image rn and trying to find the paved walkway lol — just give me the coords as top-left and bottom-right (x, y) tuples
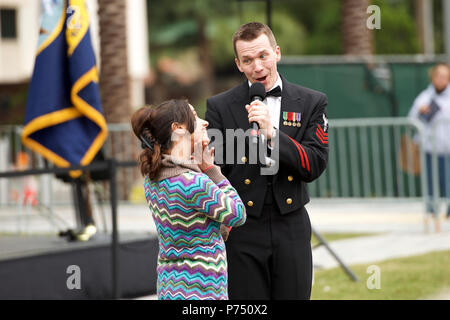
(2, 199), (450, 266)
(2, 199), (449, 299)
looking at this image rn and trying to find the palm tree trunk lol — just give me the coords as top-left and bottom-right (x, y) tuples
(97, 0), (133, 201)
(197, 17), (214, 97)
(341, 0), (374, 55)
(415, 0), (434, 54)
(97, 0), (131, 122)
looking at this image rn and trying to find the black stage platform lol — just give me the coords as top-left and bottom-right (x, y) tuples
(0, 233), (158, 299)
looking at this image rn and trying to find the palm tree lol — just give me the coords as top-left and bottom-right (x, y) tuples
(341, 0), (374, 55)
(97, 0), (131, 122)
(414, 0), (434, 54)
(97, 0), (134, 200)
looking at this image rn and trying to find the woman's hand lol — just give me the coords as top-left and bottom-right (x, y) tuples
(193, 139), (215, 172)
(419, 105), (431, 114)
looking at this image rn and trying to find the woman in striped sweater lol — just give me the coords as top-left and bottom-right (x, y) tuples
(131, 99), (246, 300)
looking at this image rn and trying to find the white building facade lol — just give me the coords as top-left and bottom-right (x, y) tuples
(0, 0), (150, 108)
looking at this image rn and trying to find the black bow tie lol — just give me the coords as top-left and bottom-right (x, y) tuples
(266, 86), (282, 98)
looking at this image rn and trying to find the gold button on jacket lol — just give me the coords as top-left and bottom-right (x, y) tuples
(244, 179), (251, 185)
(247, 201), (254, 207)
(241, 156), (248, 163)
(286, 198), (293, 205)
(288, 176), (294, 181)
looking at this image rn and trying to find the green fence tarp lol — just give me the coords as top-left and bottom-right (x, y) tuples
(278, 62), (435, 118)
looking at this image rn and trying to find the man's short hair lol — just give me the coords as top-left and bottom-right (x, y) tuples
(232, 22), (277, 59)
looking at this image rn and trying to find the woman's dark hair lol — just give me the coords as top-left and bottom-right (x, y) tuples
(130, 99), (196, 179)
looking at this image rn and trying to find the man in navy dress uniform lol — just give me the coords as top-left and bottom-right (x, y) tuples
(205, 22), (329, 299)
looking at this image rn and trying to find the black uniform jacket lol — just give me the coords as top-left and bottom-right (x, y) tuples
(205, 75), (329, 218)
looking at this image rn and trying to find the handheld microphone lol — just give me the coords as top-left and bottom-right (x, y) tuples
(248, 82), (265, 144)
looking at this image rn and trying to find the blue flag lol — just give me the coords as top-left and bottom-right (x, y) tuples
(22, 0), (107, 177)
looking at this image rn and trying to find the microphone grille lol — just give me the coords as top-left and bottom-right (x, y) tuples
(249, 82), (265, 100)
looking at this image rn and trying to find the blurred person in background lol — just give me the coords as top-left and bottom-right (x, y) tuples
(408, 63), (450, 233)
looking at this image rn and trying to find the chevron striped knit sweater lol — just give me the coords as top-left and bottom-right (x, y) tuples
(144, 155), (246, 300)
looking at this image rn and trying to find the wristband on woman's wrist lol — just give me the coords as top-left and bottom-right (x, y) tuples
(201, 164), (214, 172)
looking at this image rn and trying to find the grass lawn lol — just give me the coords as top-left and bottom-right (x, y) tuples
(311, 250), (450, 300)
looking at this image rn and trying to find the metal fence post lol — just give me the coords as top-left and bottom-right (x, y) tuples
(109, 158), (120, 299)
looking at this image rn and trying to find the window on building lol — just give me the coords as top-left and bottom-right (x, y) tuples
(1, 8), (17, 39)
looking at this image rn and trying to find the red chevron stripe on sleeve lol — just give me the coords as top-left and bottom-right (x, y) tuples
(316, 124), (328, 144)
(287, 136), (310, 172)
(317, 124), (328, 137)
